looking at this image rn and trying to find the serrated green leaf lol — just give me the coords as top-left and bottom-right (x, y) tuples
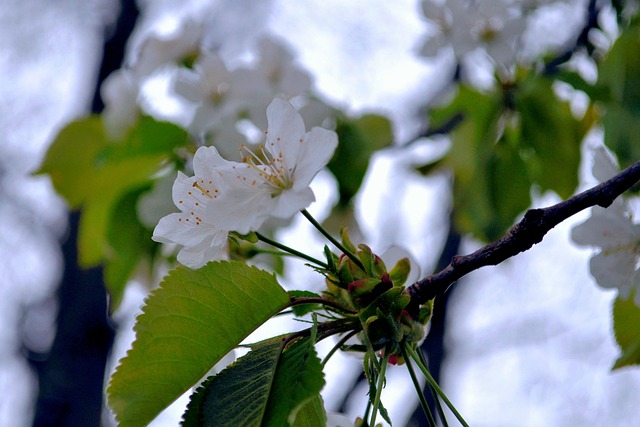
(612, 293), (640, 369)
(182, 340), (285, 427)
(107, 261), (290, 427)
(329, 115), (393, 206)
(263, 337), (325, 426)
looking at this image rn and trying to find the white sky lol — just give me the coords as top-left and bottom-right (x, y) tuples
(2, 0), (640, 426)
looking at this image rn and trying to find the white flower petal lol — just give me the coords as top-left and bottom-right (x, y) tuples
(571, 208), (637, 249)
(265, 98), (305, 166)
(589, 250), (636, 294)
(592, 145), (620, 182)
(271, 188), (315, 220)
(293, 126), (338, 190)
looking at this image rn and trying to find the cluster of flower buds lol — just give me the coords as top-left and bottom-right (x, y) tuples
(323, 230), (433, 363)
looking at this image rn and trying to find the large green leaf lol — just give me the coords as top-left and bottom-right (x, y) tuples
(612, 293), (640, 370)
(107, 261), (290, 426)
(329, 115), (393, 206)
(182, 337), (325, 427)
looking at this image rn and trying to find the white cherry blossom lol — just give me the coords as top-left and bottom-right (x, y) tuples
(571, 147), (640, 306)
(203, 98), (338, 234)
(152, 151), (230, 269)
(152, 98), (338, 267)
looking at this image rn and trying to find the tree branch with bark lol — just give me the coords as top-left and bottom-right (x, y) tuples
(406, 159), (640, 305)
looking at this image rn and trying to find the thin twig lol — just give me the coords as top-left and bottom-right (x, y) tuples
(406, 159), (640, 305)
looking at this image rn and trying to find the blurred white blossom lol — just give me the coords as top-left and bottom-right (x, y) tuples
(571, 146), (640, 306)
(419, 0), (546, 71)
(100, 68), (140, 140)
(130, 17), (203, 77)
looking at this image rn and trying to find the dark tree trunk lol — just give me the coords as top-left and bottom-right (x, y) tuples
(31, 1), (139, 425)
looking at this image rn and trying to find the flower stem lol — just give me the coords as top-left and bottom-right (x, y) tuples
(300, 209), (366, 271)
(321, 329), (359, 367)
(370, 352), (390, 427)
(255, 232), (328, 268)
(417, 348), (448, 426)
(405, 344), (469, 427)
(401, 344), (437, 427)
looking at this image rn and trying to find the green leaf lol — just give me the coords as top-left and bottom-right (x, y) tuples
(612, 293), (640, 369)
(107, 261), (290, 427)
(263, 337), (325, 426)
(182, 337), (325, 427)
(516, 73), (584, 199)
(37, 115), (188, 266)
(598, 19), (640, 168)
(329, 115), (393, 206)
(104, 189), (157, 311)
(182, 340), (285, 427)
(291, 394), (327, 427)
(429, 86), (507, 241)
(425, 73), (589, 242)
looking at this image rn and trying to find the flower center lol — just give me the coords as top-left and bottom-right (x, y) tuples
(239, 143), (293, 195)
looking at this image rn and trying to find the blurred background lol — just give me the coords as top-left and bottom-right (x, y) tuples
(2, 0), (640, 426)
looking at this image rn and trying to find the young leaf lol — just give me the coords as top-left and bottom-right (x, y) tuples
(292, 394), (327, 427)
(612, 293), (640, 369)
(182, 337), (325, 427)
(263, 337), (325, 426)
(107, 261), (290, 427)
(182, 340), (285, 427)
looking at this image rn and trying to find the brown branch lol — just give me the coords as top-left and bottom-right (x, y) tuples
(405, 159), (640, 305)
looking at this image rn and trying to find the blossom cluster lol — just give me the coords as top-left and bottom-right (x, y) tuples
(152, 98), (338, 268)
(418, 0), (564, 72)
(101, 17), (331, 158)
(571, 146), (640, 306)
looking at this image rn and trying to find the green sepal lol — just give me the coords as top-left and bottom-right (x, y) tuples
(389, 257), (411, 287)
(230, 231), (259, 244)
(340, 228), (358, 255)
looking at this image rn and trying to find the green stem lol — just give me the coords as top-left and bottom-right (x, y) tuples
(405, 344), (469, 427)
(300, 209), (366, 271)
(321, 329), (359, 367)
(255, 232), (328, 268)
(370, 353), (390, 427)
(417, 348), (448, 427)
(288, 297), (356, 315)
(401, 344), (436, 427)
